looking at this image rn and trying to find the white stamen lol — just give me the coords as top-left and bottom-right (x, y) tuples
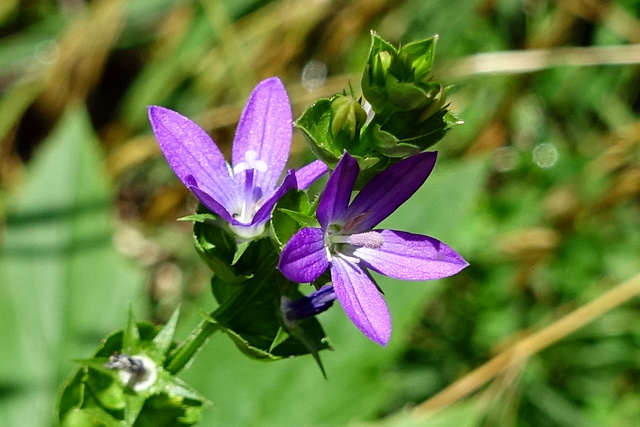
(233, 150), (268, 174)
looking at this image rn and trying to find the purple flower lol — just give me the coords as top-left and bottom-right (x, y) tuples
(148, 77), (327, 240)
(278, 152), (468, 346)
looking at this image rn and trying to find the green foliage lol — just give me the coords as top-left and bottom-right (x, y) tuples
(296, 33), (460, 186)
(191, 208), (330, 363)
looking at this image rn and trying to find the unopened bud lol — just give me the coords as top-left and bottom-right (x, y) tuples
(330, 96), (367, 142)
(281, 286), (336, 328)
(373, 51), (393, 84)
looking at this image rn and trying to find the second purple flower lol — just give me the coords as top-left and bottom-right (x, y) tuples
(278, 152), (469, 346)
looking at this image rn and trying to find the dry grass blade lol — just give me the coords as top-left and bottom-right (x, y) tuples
(444, 44), (640, 78)
(412, 272), (640, 416)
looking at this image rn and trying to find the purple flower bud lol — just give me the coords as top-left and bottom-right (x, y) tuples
(281, 286), (336, 328)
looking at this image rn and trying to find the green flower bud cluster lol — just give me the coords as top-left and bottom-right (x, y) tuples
(363, 33), (444, 115)
(296, 32), (461, 183)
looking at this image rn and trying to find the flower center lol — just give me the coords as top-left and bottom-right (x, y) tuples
(232, 150), (269, 223)
(325, 225), (384, 262)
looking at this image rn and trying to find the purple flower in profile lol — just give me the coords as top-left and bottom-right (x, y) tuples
(278, 152), (468, 346)
(148, 77), (327, 240)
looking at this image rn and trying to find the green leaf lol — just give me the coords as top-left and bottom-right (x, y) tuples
(207, 240), (330, 361)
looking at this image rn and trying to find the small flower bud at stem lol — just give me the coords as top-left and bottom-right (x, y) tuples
(330, 96), (368, 143)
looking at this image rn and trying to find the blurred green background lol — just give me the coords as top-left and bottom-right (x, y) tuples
(1, 0), (640, 425)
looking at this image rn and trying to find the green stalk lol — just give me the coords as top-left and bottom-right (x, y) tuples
(165, 318), (220, 375)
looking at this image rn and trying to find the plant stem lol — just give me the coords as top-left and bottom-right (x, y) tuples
(165, 317), (220, 375)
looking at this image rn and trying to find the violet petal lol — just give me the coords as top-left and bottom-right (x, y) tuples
(251, 169), (297, 226)
(188, 184), (235, 224)
(295, 160), (329, 190)
(350, 229), (469, 280)
(331, 256), (391, 346)
(148, 106), (237, 209)
(231, 78), (292, 194)
(278, 227), (329, 283)
(346, 152), (437, 233)
(317, 153), (359, 229)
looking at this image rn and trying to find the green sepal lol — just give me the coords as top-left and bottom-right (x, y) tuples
(384, 74), (432, 111)
(192, 206), (252, 285)
(123, 307), (140, 354)
(177, 212), (216, 223)
(277, 208), (319, 228)
(124, 392), (146, 426)
(361, 122), (421, 158)
(270, 189), (316, 250)
(368, 103), (459, 154)
(231, 240), (251, 265)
